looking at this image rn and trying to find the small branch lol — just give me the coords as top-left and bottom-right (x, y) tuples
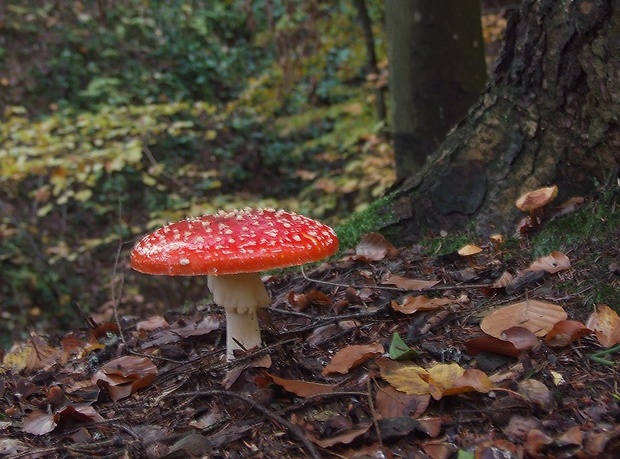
(172, 390), (322, 459)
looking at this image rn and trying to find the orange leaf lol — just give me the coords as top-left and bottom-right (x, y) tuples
(268, 374), (334, 397)
(586, 305), (620, 348)
(481, 300), (567, 338)
(322, 343), (383, 375)
(465, 335), (521, 358)
(544, 320), (592, 347)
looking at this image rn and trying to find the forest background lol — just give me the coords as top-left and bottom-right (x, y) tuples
(1, 0), (513, 346)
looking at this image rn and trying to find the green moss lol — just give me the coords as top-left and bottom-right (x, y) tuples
(531, 188), (619, 257)
(335, 194), (396, 249)
(420, 234), (473, 257)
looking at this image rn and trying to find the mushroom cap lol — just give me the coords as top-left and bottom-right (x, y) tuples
(130, 208), (339, 276)
(515, 185), (558, 212)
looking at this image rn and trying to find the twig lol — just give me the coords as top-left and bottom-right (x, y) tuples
(300, 266), (498, 293)
(367, 379), (382, 446)
(172, 390), (322, 459)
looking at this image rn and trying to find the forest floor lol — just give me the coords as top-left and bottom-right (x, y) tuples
(1, 188), (619, 459)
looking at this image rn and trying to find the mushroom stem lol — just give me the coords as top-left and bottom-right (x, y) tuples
(207, 272), (270, 360)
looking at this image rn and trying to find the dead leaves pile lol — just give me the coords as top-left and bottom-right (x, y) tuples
(1, 232), (620, 458)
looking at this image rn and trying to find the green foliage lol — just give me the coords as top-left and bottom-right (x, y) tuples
(0, 0), (392, 338)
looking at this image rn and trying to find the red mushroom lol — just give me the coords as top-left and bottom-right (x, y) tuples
(130, 208), (339, 360)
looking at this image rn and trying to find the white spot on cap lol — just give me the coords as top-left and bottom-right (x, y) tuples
(180, 258), (190, 265)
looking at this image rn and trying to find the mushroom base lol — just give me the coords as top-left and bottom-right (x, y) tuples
(208, 273), (270, 360)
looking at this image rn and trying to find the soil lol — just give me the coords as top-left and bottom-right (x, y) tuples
(1, 206), (619, 459)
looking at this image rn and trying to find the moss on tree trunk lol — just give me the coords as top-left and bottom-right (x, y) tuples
(381, 0), (620, 242)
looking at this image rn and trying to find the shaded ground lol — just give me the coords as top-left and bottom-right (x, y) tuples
(1, 190), (618, 459)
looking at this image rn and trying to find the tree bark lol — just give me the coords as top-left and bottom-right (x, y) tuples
(380, 0), (620, 241)
(386, 0), (488, 179)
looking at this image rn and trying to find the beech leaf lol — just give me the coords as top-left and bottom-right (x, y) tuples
(268, 374), (334, 397)
(322, 343), (383, 375)
(391, 295), (451, 314)
(528, 251), (571, 273)
(383, 274), (439, 291)
(481, 300), (567, 338)
(586, 304), (620, 348)
(354, 232), (398, 261)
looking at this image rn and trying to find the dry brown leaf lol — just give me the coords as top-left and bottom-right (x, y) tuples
(528, 251), (571, 273)
(383, 274), (439, 291)
(586, 304), (620, 348)
(268, 374), (334, 397)
(422, 440), (458, 459)
(391, 295), (452, 314)
(544, 320), (592, 347)
(322, 343), (383, 375)
(288, 289), (332, 311)
(309, 424), (371, 448)
(481, 300), (567, 338)
(492, 271), (514, 288)
(518, 379), (554, 411)
(374, 385), (430, 419)
(353, 232), (398, 261)
(92, 355), (158, 401)
(136, 316), (169, 331)
(465, 335), (522, 358)
(22, 410), (57, 436)
(500, 326), (540, 351)
(524, 429), (554, 458)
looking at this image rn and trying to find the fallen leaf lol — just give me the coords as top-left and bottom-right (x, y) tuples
(528, 251), (571, 273)
(518, 379), (554, 411)
(353, 232), (398, 261)
(374, 385), (430, 419)
(586, 304), (620, 348)
(391, 295), (452, 314)
(268, 374), (334, 397)
(378, 360), (492, 400)
(383, 274), (439, 291)
(22, 410), (57, 436)
(92, 355), (158, 401)
(500, 326), (540, 351)
(465, 335), (522, 358)
(481, 300), (567, 338)
(322, 343), (384, 375)
(422, 439), (457, 459)
(544, 320), (592, 347)
(524, 429), (554, 458)
(309, 424), (372, 448)
(288, 289), (332, 311)
(388, 332), (417, 360)
(136, 316), (169, 331)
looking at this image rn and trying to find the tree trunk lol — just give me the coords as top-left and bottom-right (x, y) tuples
(386, 0), (488, 179)
(380, 0), (620, 241)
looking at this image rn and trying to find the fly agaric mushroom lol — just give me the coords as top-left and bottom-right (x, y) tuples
(130, 208), (339, 360)
(515, 185), (558, 231)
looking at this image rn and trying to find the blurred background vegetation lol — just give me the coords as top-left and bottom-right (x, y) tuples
(0, 0), (507, 346)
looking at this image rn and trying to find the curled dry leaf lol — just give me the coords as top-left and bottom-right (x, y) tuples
(353, 232), (398, 261)
(528, 251), (571, 273)
(383, 274), (439, 291)
(22, 405), (104, 436)
(481, 300), (567, 338)
(586, 304), (620, 348)
(322, 343), (384, 375)
(391, 295), (452, 315)
(288, 289), (332, 311)
(518, 379), (554, 411)
(92, 355), (158, 402)
(136, 315), (169, 332)
(544, 320), (592, 347)
(268, 373), (334, 397)
(465, 327), (539, 358)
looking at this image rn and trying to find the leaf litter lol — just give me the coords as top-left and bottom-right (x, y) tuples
(1, 233), (620, 458)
